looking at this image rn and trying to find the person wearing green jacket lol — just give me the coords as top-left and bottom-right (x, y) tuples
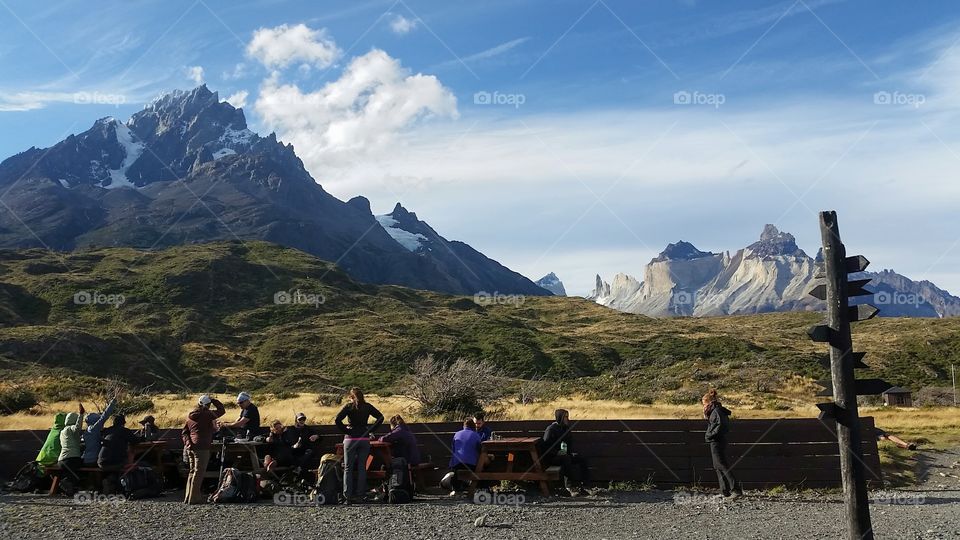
(57, 403), (85, 494)
(35, 412), (66, 469)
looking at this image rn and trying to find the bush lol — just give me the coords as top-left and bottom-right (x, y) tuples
(914, 386), (955, 407)
(664, 388), (704, 406)
(0, 386), (39, 415)
(315, 392), (344, 407)
(117, 395), (154, 416)
(403, 355), (503, 419)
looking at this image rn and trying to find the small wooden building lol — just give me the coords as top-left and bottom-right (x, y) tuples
(882, 386), (913, 407)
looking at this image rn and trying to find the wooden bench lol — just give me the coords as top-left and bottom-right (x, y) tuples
(45, 465), (105, 496)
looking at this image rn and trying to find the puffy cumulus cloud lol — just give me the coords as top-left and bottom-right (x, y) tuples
(186, 65), (204, 85)
(247, 24), (340, 70)
(389, 14), (417, 35)
(225, 90), (248, 109)
(254, 48), (458, 179)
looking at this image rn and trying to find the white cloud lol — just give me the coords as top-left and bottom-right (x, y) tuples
(389, 14), (417, 35)
(254, 48), (458, 176)
(221, 63), (248, 81)
(247, 23), (340, 70)
(225, 90), (248, 109)
(186, 65), (204, 85)
(435, 37), (530, 69)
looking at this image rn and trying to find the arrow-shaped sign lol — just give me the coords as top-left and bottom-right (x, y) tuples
(845, 255), (870, 273)
(848, 278), (873, 297)
(816, 402), (842, 421)
(816, 378), (893, 397)
(809, 283), (827, 300)
(848, 304), (879, 322)
(808, 325), (833, 342)
(817, 351), (868, 369)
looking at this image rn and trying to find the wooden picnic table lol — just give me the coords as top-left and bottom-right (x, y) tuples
(335, 440), (393, 480)
(206, 440), (267, 478)
(460, 436), (559, 497)
(130, 440), (166, 470)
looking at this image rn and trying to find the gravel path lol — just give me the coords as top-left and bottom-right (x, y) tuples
(2, 488), (958, 540)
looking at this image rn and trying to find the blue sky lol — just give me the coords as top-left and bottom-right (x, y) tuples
(2, 0), (960, 296)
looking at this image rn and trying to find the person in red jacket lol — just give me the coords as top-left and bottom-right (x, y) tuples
(182, 394), (225, 504)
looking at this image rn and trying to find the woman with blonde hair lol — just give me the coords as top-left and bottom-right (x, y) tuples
(702, 389), (741, 498)
(334, 388), (384, 503)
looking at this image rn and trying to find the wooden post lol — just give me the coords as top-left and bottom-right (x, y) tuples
(819, 211), (873, 540)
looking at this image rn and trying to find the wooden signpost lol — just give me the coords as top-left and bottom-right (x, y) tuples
(807, 211), (890, 540)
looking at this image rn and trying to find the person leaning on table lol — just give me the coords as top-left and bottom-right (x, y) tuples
(182, 394), (225, 504)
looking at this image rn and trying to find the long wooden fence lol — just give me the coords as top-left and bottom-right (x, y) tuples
(0, 417), (883, 489)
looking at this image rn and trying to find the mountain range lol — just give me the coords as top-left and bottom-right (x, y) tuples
(0, 85), (550, 298)
(589, 225), (960, 318)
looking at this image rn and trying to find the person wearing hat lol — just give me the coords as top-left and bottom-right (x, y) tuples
(283, 413), (320, 479)
(181, 394), (225, 504)
(222, 391), (261, 440)
(137, 415), (159, 441)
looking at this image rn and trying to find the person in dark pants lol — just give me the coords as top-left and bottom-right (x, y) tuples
(441, 418), (482, 495)
(335, 387), (384, 504)
(540, 409), (588, 496)
(703, 389), (742, 498)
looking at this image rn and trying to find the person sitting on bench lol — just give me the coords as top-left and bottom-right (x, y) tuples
(378, 415), (421, 466)
(264, 420), (295, 473)
(473, 411), (493, 442)
(441, 418), (481, 496)
(98, 414), (144, 493)
(81, 397), (117, 467)
(540, 408), (588, 497)
(57, 402), (85, 495)
(283, 412), (320, 477)
(137, 415), (160, 441)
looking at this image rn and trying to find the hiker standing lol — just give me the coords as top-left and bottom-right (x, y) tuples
(703, 389), (742, 498)
(335, 388), (384, 504)
(182, 394), (225, 504)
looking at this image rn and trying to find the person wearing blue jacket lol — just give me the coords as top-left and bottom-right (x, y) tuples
(82, 397), (117, 466)
(441, 418), (482, 495)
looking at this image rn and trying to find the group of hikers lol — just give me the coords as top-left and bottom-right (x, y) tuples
(28, 386), (911, 504)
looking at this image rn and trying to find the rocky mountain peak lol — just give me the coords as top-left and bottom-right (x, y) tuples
(535, 272), (566, 296)
(653, 241), (713, 262)
(747, 224), (806, 258)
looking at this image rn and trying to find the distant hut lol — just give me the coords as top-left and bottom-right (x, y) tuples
(881, 387), (913, 407)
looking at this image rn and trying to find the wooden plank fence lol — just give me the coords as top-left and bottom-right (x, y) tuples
(0, 417), (882, 489)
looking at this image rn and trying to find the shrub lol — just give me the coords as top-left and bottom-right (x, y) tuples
(914, 386), (955, 407)
(315, 392), (344, 407)
(0, 386), (39, 415)
(117, 395), (154, 416)
(402, 355), (503, 419)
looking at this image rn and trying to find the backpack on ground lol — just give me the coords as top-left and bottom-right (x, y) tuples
(120, 466), (163, 500)
(312, 453), (342, 506)
(209, 468), (259, 503)
(386, 456), (412, 504)
(8, 462), (43, 493)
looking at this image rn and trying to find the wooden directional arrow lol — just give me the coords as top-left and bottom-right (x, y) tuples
(817, 402), (842, 421)
(816, 379), (833, 396)
(808, 325), (833, 342)
(817, 352), (868, 369)
(845, 255), (870, 273)
(848, 279), (873, 297)
(809, 283), (827, 300)
(816, 378), (893, 397)
(848, 304), (879, 322)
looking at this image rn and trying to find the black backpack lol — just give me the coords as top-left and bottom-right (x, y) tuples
(313, 456), (342, 506)
(210, 468), (259, 503)
(8, 462), (43, 493)
(120, 466), (163, 500)
(386, 457), (412, 504)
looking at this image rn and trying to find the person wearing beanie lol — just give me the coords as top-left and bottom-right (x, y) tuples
(182, 394), (225, 504)
(222, 391), (261, 440)
(82, 397), (117, 466)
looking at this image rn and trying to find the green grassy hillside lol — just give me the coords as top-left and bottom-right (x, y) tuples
(0, 241), (957, 404)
